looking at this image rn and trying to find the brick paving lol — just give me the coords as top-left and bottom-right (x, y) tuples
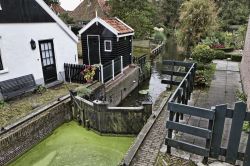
(130, 60), (247, 166)
(130, 94), (170, 166)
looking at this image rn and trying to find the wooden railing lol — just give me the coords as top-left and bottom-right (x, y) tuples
(163, 60), (250, 166)
(64, 56), (123, 84)
(151, 43), (164, 57)
(100, 56), (123, 83)
(133, 54), (147, 69)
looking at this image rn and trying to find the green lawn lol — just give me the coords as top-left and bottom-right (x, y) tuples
(9, 121), (134, 166)
(0, 83), (79, 127)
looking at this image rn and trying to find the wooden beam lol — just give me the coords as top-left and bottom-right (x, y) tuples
(161, 70), (187, 77)
(168, 102), (215, 120)
(165, 138), (210, 157)
(166, 121), (212, 139)
(161, 80), (181, 86)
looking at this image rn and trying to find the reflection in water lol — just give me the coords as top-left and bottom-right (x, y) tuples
(120, 40), (185, 106)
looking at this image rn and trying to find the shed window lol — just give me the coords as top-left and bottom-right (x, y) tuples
(0, 49), (3, 70)
(104, 40), (112, 52)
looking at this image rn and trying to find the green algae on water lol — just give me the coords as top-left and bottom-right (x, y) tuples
(9, 122), (134, 166)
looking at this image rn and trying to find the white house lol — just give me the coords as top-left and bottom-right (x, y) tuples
(0, 0), (78, 85)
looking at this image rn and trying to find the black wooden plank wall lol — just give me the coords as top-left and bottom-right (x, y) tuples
(81, 23), (132, 67)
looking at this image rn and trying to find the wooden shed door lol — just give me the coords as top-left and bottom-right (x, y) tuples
(87, 35), (101, 64)
(39, 40), (57, 84)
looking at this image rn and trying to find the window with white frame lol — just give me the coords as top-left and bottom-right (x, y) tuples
(104, 40), (112, 52)
(0, 49), (3, 70)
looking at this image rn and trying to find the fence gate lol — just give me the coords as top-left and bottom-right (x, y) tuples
(162, 60), (250, 165)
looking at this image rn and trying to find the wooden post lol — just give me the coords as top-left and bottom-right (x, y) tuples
(226, 102), (246, 164)
(167, 110), (174, 154)
(112, 60), (115, 80)
(170, 61), (174, 90)
(210, 104), (227, 158)
(101, 64), (104, 83)
(121, 56), (124, 74)
(203, 107), (215, 164)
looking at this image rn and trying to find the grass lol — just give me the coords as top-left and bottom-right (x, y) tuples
(133, 46), (150, 57)
(0, 83), (80, 128)
(9, 121), (134, 166)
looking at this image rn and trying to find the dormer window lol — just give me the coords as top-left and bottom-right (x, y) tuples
(104, 40), (112, 52)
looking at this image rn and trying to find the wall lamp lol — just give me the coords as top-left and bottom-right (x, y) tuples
(30, 39), (36, 50)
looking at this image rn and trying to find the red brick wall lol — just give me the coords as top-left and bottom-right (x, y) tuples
(240, 18), (250, 110)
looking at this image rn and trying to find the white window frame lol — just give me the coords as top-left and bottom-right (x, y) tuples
(0, 48), (8, 74)
(104, 40), (112, 52)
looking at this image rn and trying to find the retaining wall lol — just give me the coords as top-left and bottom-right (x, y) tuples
(73, 96), (152, 134)
(241, 18), (250, 109)
(105, 66), (140, 106)
(0, 97), (72, 166)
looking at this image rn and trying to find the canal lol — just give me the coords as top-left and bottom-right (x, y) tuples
(9, 122), (134, 166)
(120, 39), (185, 106)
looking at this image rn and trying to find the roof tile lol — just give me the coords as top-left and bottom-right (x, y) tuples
(103, 18), (133, 34)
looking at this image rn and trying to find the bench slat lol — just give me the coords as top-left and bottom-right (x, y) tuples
(0, 74), (37, 100)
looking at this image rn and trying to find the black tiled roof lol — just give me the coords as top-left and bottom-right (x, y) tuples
(0, 0), (55, 23)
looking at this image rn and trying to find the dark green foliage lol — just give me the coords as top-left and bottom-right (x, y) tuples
(177, 0), (218, 50)
(44, 0), (59, 5)
(34, 85), (47, 94)
(195, 70), (208, 87)
(231, 55), (242, 62)
(0, 100), (5, 108)
(160, 0), (183, 28)
(214, 47), (234, 52)
(109, 0), (156, 39)
(236, 90), (247, 102)
(235, 90), (250, 133)
(59, 13), (74, 24)
(216, 0), (250, 29)
(192, 45), (215, 64)
(152, 31), (166, 43)
(195, 64), (216, 88)
(214, 50), (226, 59)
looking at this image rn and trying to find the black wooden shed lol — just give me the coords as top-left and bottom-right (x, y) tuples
(79, 17), (134, 67)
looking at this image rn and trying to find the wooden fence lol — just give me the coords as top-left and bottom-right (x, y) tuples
(133, 54), (147, 69)
(64, 63), (100, 84)
(64, 56), (124, 84)
(163, 60), (250, 165)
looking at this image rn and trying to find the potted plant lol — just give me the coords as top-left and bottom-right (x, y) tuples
(82, 65), (96, 83)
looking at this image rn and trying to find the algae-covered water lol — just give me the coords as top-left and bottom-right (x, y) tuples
(9, 122), (134, 166)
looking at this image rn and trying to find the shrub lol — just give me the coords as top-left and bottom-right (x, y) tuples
(214, 47), (234, 52)
(195, 70), (208, 87)
(0, 100), (5, 108)
(76, 86), (92, 98)
(153, 31), (166, 43)
(231, 54), (242, 62)
(34, 85), (47, 94)
(192, 45), (215, 64)
(214, 50), (225, 60)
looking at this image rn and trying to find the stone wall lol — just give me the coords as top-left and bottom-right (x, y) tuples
(73, 96), (152, 134)
(241, 18), (250, 109)
(0, 97), (72, 166)
(105, 66), (140, 106)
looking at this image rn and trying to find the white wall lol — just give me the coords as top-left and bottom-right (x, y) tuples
(0, 23), (78, 84)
